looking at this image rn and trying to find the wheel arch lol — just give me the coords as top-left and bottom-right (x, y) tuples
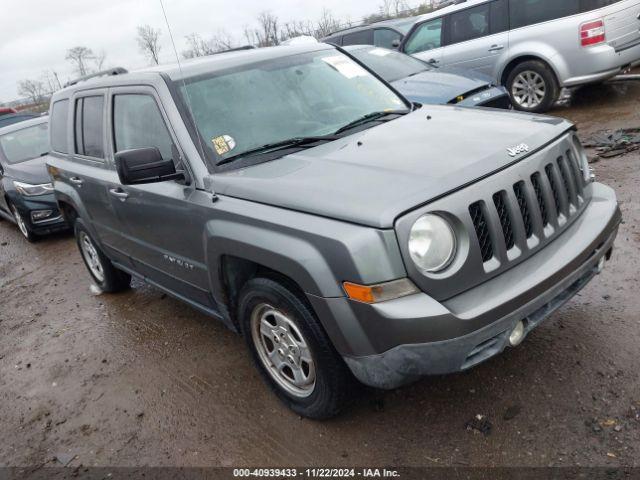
(500, 54), (562, 88)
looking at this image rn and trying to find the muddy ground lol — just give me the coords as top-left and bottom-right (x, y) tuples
(1, 82), (639, 470)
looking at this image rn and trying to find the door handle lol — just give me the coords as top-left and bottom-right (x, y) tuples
(489, 45), (505, 52)
(428, 58), (440, 65)
(70, 177), (84, 186)
(109, 188), (129, 202)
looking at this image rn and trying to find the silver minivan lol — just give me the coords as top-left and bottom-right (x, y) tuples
(399, 0), (640, 112)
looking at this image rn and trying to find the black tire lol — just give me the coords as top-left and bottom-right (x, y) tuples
(74, 218), (131, 293)
(507, 60), (559, 113)
(9, 202), (37, 243)
(238, 277), (357, 419)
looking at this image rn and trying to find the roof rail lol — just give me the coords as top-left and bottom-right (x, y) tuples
(210, 45), (255, 55)
(64, 67), (128, 88)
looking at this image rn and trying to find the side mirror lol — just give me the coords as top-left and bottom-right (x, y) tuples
(114, 147), (185, 185)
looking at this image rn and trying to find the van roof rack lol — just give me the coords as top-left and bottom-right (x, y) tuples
(211, 45), (256, 55)
(65, 67), (129, 87)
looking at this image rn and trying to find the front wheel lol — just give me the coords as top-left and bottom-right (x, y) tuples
(10, 203), (36, 243)
(507, 60), (559, 113)
(75, 218), (131, 293)
(238, 277), (357, 419)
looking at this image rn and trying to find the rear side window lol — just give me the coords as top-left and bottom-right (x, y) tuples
(74, 96), (105, 158)
(404, 18), (443, 54)
(113, 94), (174, 162)
(373, 29), (403, 49)
(509, 0), (579, 29)
(490, 0), (509, 34)
(342, 29), (374, 46)
(50, 100), (69, 154)
(449, 4), (491, 44)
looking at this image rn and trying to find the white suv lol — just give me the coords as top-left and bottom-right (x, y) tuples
(398, 0), (640, 112)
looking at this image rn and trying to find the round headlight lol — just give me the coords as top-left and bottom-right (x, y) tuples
(408, 214), (457, 273)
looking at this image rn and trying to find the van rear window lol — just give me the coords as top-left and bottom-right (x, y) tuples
(580, 0), (623, 11)
(509, 0), (580, 29)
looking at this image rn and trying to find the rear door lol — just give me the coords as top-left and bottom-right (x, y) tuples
(402, 16), (446, 66)
(66, 91), (130, 265)
(440, 0), (510, 78)
(106, 86), (214, 308)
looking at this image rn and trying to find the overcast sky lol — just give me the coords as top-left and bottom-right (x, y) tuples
(0, 0), (412, 102)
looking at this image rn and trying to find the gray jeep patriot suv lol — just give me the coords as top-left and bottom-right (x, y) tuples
(47, 44), (621, 419)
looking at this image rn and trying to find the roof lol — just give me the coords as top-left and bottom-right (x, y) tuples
(0, 115), (47, 135)
(323, 17), (414, 39)
(410, 0), (490, 24)
(53, 44), (336, 98)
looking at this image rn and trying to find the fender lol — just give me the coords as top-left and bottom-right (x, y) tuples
(499, 41), (565, 85)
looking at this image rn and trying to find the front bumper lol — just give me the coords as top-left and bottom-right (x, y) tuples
(458, 86), (511, 109)
(308, 183), (621, 389)
(13, 193), (68, 235)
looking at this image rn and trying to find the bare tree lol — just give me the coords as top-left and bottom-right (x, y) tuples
(210, 30), (236, 51)
(281, 20), (315, 42)
(17, 79), (46, 106)
(65, 46), (94, 76)
(137, 25), (162, 65)
(245, 11), (280, 47)
(314, 8), (343, 39)
(94, 50), (108, 71)
(41, 70), (63, 95)
(182, 33), (215, 59)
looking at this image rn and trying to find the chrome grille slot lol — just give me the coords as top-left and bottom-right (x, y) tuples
(545, 163), (564, 217)
(566, 149), (584, 197)
(557, 156), (578, 208)
(493, 191), (516, 250)
(469, 202), (494, 262)
(531, 172), (549, 227)
(513, 181), (534, 238)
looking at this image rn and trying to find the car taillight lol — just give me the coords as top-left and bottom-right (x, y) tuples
(581, 19), (606, 47)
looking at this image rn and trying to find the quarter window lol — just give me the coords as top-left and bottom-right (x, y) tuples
(373, 29), (403, 49)
(50, 100), (69, 154)
(404, 18), (443, 54)
(74, 96), (105, 158)
(113, 94), (174, 162)
(509, 0), (579, 29)
(449, 4), (490, 44)
(342, 29), (374, 46)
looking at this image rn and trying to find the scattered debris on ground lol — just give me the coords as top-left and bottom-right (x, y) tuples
(583, 128), (640, 159)
(465, 415), (492, 436)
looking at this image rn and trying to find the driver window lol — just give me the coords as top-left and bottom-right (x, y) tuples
(113, 94), (174, 163)
(404, 18), (443, 55)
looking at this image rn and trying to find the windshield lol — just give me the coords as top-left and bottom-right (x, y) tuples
(350, 47), (429, 83)
(0, 122), (49, 164)
(178, 50), (408, 164)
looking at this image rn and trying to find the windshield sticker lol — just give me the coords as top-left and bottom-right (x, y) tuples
(322, 56), (368, 79)
(370, 48), (392, 57)
(212, 135), (236, 156)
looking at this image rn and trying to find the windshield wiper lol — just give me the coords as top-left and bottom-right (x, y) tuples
(333, 110), (409, 135)
(217, 135), (339, 166)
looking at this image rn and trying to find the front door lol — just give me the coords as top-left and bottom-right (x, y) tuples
(106, 87), (215, 309)
(402, 16), (446, 67)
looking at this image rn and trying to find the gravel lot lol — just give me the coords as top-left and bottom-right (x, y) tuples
(1, 82), (639, 470)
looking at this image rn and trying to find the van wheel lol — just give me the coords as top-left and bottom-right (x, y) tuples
(74, 218), (131, 293)
(238, 277), (356, 419)
(10, 203), (37, 243)
(507, 60), (559, 113)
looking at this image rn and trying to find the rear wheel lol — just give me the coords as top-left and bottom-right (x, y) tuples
(238, 277), (356, 419)
(10, 203), (36, 243)
(74, 218), (131, 293)
(507, 60), (559, 113)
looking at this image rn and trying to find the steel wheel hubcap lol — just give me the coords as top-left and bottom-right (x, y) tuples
(11, 206), (29, 238)
(79, 232), (105, 283)
(251, 304), (316, 398)
(512, 71), (546, 109)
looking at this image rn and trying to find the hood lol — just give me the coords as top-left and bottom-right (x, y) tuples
(391, 67), (494, 105)
(3, 156), (50, 184)
(212, 106), (572, 228)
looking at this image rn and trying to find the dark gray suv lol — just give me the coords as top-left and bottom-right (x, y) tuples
(47, 44), (621, 419)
